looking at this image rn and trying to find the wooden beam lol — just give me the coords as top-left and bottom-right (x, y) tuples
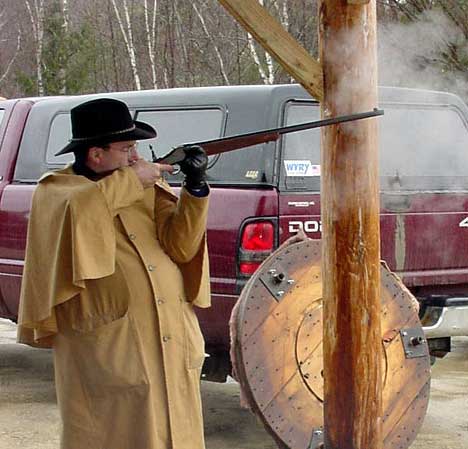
(217, 0), (323, 101)
(319, 0), (382, 448)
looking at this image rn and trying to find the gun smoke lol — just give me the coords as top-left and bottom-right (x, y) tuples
(378, 10), (468, 103)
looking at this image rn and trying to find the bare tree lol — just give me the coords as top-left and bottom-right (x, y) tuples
(379, 0), (468, 101)
(24, 0), (46, 95)
(277, 0), (290, 29)
(61, 0), (69, 29)
(58, 0), (70, 94)
(143, 0), (158, 89)
(246, 0), (275, 84)
(0, 0), (465, 99)
(173, 0), (194, 85)
(109, 0), (142, 90)
(0, 11), (22, 87)
(192, 1), (231, 85)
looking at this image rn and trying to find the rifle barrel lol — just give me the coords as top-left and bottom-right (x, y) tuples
(156, 108), (384, 165)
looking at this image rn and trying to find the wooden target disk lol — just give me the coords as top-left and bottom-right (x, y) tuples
(231, 239), (430, 449)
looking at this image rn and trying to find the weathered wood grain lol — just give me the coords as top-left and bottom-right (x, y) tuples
(232, 240), (430, 449)
(319, 0), (381, 444)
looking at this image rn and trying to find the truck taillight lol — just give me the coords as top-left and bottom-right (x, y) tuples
(239, 262), (261, 275)
(241, 222), (274, 251)
(238, 221), (275, 277)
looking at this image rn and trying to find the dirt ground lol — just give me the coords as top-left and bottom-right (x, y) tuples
(0, 318), (467, 449)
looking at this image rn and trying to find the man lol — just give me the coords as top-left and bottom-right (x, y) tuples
(17, 98), (210, 449)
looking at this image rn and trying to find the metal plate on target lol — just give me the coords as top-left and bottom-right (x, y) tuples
(230, 238), (430, 449)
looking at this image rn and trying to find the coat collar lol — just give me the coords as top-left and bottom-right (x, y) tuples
(40, 165), (178, 201)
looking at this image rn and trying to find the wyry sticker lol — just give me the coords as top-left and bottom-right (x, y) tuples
(284, 160), (320, 177)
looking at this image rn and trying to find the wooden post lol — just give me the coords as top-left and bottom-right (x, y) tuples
(217, 1), (382, 448)
(319, 0), (382, 448)
(217, 0), (323, 101)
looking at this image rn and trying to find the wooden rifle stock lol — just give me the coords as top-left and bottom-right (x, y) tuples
(155, 108), (384, 165)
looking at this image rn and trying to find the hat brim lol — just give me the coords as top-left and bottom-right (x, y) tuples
(55, 120), (157, 156)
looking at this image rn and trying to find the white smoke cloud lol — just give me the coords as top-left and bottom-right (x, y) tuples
(378, 10), (468, 103)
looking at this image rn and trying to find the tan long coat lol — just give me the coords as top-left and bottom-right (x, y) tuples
(17, 166), (210, 449)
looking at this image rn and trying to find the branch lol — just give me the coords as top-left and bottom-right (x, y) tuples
(24, 0), (38, 39)
(61, 0), (69, 32)
(244, 0), (275, 84)
(247, 32), (269, 83)
(0, 32), (21, 85)
(109, 0), (142, 90)
(143, 0), (158, 88)
(192, 1), (230, 85)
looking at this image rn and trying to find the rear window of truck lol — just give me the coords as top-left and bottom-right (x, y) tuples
(47, 108), (225, 166)
(47, 107), (275, 186)
(135, 109), (275, 186)
(134, 108), (224, 162)
(281, 102), (321, 191)
(380, 105), (468, 191)
(280, 101), (468, 191)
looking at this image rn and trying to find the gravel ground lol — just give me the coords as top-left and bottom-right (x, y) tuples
(0, 318), (467, 449)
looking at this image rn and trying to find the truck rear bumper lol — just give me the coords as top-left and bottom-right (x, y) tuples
(422, 297), (468, 338)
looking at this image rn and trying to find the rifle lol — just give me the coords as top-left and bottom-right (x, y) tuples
(154, 108), (384, 165)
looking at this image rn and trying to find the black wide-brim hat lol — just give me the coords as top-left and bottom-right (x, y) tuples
(55, 98), (157, 155)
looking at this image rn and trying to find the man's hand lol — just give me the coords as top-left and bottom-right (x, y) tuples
(179, 145), (208, 190)
(131, 159), (174, 188)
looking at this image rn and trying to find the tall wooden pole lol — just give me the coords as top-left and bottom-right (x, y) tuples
(217, 1), (382, 447)
(319, 0), (382, 448)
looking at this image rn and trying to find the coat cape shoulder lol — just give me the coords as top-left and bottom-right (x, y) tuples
(18, 167), (142, 347)
(17, 167), (129, 346)
(17, 167), (210, 347)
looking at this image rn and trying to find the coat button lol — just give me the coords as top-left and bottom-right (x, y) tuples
(148, 264), (155, 271)
(129, 233), (136, 240)
(162, 335), (171, 342)
(157, 299), (165, 305)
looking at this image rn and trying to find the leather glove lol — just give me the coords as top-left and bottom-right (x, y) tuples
(180, 145), (208, 190)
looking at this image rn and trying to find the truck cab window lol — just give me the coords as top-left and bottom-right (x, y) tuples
(136, 108), (274, 186)
(46, 113), (74, 165)
(281, 102), (321, 191)
(135, 108), (223, 162)
(380, 106), (468, 191)
(136, 108), (223, 184)
(280, 102), (468, 192)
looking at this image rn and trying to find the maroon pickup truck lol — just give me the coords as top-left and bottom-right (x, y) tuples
(1, 84), (468, 379)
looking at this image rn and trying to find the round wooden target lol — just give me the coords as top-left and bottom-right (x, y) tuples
(231, 239), (430, 449)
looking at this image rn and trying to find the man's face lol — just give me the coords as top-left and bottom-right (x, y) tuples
(93, 140), (140, 173)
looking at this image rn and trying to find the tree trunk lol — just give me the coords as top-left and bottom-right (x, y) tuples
(193, 1), (230, 85)
(59, 0), (69, 94)
(218, 0), (323, 99)
(246, 0), (274, 84)
(25, 0), (45, 96)
(0, 26), (21, 86)
(109, 0), (141, 90)
(143, 0), (158, 89)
